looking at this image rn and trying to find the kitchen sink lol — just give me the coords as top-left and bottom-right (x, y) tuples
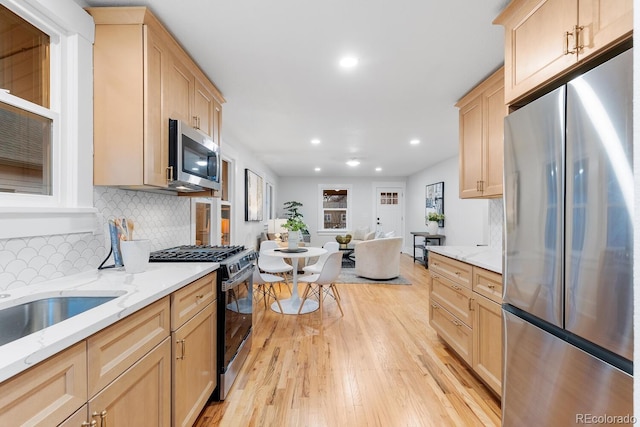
(0, 294), (122, 346)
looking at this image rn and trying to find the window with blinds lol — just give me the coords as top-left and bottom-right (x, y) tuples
(0, 5), (52, 195)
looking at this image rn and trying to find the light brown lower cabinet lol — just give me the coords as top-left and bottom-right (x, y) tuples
(88, 338), (171, 427)
(471, 293), (502, 397)
(0, 342), (87, 426)
(172, 302), (217, 427)
(0, 272), (219, 426)
(429, 257), (503, 397)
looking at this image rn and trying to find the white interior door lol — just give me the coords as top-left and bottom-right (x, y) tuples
(375, 187), (403, 236)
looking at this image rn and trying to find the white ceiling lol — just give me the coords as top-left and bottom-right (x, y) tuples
(82, 0), (508, 177)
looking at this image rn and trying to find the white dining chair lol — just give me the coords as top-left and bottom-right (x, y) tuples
(302, 241), (339, 274)
(258, 240), (293, 293)
(298, 251), (343, 317)
(252, 267), (284, 313)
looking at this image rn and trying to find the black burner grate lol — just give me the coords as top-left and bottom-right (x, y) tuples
(149, 245), (245, 263)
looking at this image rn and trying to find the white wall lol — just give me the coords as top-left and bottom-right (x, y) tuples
(277, 176), (406, 248)
(221, 136), (279, 250)
(406, 155), (489, 247)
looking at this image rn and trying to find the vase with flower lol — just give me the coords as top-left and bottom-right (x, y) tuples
(282, 201), (308, 249)
(426, 212), (444, 234)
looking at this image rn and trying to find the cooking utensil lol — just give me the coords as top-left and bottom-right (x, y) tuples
(126, 219), (134, 240)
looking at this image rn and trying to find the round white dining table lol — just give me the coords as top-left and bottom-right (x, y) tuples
(262, 246), (327, 314)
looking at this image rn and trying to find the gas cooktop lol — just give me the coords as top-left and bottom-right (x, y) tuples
(148, 245), (246, 263)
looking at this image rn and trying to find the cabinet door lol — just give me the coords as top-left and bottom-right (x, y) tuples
(144, 25), (169, 187)
(165, 53), (194, 125)
(458, 94), (483, 198)
(482, 78), (506, 197)
(472, 294), (502, 397)
(497, 0), (577, 104)
(578, 0), (632, 61)
(88, 338), (171, 427)
(194, 77), (216, 138)
(173, 302), (217, 427)
(0, 342), (87, 426)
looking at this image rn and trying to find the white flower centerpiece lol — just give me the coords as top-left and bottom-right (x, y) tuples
(281, 201), (308, 249)
(426, 212), (444, 234)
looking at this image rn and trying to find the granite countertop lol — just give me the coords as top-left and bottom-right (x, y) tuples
(427, 246), (502, 274)
(0, 262), (219, 383)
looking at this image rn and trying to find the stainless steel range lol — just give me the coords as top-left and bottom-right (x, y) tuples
(149, 245), (256, 401)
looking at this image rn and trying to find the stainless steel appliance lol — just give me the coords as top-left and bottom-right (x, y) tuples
(149, 245), (255, 401)
(502, 48), (633, 426)
(168, 119), (221, 192)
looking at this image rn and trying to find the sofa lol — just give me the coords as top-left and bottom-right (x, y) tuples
(354, 237), (403, 280)
(346, 227), (376, 249)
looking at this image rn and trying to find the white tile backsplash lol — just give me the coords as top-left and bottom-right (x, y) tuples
(488, 198), (503, 249)
(0, 187), (191, 290)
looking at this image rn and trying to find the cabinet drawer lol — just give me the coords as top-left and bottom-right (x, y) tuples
(429, 252), (472, 288)
(429, 301), (472, 365)
(473, 267), (503, 304)
(0, 342), (87, 426)
(171, 271), (216, 330)
(430, 274), (473, 327)
(88, 297), (170, 396)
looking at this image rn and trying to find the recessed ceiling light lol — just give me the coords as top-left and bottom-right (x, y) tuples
(339, 56), (358, 68)
(375, 167), (382, 172)
(314, 167), (321, 172)
(410, 139), (420, 145)
(346, 159), (360, 167)
(311, 139), (321, 145)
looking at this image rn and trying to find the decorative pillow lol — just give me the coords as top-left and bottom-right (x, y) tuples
(384, 231), (395, 238)
(375, 230), (385, 239)
(353, 226), (369, 241)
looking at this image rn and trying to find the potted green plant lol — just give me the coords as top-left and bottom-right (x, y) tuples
(282, 201), (308, 248)
(426, 212), (444, 234)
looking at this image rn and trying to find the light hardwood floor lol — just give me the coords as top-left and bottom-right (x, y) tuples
(196, 254), (501, 426)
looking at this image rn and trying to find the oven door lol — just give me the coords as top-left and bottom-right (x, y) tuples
(221, 265), (253, 371)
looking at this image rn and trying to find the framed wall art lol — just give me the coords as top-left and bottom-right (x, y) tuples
(425, 181), (444, 227)
(245, 169), (264, 221)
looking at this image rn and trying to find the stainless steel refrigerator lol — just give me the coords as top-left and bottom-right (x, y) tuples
(503, 48), (633, 426)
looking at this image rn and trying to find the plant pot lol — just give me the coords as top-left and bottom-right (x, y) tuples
(288, 230), (299, 249)
(427, 221), (439, 234)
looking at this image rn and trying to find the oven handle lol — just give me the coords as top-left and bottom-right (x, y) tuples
(221, 264), (254, 292)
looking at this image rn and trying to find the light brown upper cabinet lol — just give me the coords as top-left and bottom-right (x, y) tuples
(88, 7), (224, 191)
(494, 0), (632, 105)
(456, 68), (506, 199)
(195, 76), (223, 145)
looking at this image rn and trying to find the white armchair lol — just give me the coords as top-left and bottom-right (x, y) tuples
(354, 237), (403, 280)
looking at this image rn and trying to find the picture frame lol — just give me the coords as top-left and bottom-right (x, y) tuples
(245, 169), (263, 221)
(425, 181), (444, 227)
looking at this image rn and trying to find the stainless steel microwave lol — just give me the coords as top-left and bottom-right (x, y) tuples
(168, 119), (221, 192)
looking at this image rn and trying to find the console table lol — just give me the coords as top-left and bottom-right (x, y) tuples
(410, 232), (445, 266)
